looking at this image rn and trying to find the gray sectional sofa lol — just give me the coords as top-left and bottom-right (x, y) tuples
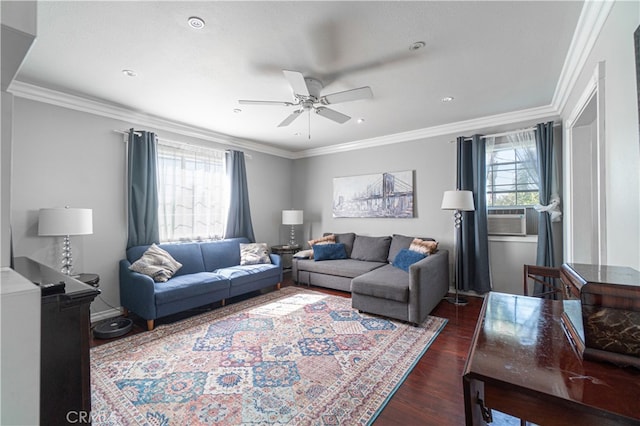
(292, 233), (449, 325)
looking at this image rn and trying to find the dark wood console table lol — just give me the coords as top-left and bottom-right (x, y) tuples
(463, 292), (640, 425)
(13, 257), (100, 424)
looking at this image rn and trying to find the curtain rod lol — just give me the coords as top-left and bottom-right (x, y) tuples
(450, 122), (560, 143)
(113, 130), (251, 159)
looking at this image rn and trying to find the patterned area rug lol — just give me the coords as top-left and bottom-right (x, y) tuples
(91, 287), (447, 425)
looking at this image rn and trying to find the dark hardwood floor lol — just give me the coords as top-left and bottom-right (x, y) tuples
(91, 273), (483, 425)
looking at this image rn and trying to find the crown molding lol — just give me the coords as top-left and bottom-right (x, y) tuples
(551, 0), (614, 115)
(292, 104), (559, 159)
(8, 81), (297, 159)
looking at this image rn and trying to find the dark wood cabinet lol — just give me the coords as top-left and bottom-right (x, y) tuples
(463, 292), (640, 425)
(13, 257), (100, 425)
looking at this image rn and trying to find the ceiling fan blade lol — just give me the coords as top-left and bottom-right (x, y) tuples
(238, 100), (293, 106)
(282, 70), (310, 97)
(277, 109), (304, 127)
(320, 86), (373, 105)
(315, 107), (350, 124)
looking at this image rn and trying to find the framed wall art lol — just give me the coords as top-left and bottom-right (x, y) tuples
(333, 170), (414, 218)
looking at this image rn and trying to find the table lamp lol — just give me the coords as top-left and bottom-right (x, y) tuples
(282, 210), (303, 247)
(38, 206), (93, 275)
(441, 190), (475, 305)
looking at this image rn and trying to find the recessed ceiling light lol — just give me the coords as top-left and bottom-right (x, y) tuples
(441, 96), (454, 102)
(233, 108), (242, 113)
(122, 69), (137, 77)
(409, 41), (426, 51)
(188, 16), (205, 30)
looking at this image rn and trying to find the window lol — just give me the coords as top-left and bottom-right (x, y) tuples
(156, 142), (227, 242)
(486, 135), (539, 207)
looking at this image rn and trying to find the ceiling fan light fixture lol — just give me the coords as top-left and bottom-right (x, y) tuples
(441, 96), (454, 103)
(357, 118), (365, 124)
(410, 41), (426, 51)
(188, 16), (205, 30)
(233, 108), (242, 113)
(122, 69), (137, 77)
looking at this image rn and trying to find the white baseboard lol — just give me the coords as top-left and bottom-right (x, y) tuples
(91, 307), (124, 324)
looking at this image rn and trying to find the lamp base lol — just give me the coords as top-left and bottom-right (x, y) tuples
(446, 295), (469, 306)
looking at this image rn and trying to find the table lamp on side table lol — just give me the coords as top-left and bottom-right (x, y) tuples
(441, 190), (475, 305)
(282, 210), (303, 247)
(38, 206), (93, 275)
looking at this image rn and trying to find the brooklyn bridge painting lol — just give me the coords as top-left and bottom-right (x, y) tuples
(333, 170), (414, 218)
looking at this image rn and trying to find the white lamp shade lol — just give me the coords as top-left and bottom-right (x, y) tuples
(441, 190), (475, 211)
(38, 207), (93, 236)
(282, 210), (303, 225)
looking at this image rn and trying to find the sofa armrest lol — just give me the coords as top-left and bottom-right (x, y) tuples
(119, 259), (157, 320)
(269, 254), (283, 283)
(408, 250), (450, 323)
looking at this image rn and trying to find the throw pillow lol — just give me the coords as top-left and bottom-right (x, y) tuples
(129, 244), (182, 282)
(323, 232), (356, 257)
(409, 238), (438, 255)
(393, 248), (426, 272)
(308, 234), (335, 248)
(313, 243), (348, 261)
(350, 235), (392, 262)
(293, 249), (313, 259)
(240, 243), (272, 265)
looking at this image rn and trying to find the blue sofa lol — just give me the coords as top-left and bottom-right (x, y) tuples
(119, 237), (282, 330)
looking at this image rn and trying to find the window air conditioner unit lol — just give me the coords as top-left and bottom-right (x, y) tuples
(488, 209), (527, 236)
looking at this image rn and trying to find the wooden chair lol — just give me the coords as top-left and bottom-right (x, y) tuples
(523, 264), (562, 299)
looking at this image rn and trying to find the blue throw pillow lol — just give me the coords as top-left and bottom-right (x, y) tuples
(313, 243), (348, 261)
(393, 248), (426, 272)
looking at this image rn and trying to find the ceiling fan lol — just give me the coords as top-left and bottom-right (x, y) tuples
(239, 70), (373, 132)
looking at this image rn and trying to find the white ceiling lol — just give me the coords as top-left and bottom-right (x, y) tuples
(13, 1), (583, 154)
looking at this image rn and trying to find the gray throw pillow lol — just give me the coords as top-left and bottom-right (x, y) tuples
(240, 243), (272, 265)
(129, 244), (182, 282)
(350, 235), (392, 262)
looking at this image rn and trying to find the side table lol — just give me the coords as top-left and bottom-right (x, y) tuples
(76, 273), (100, 287)
(271, 245), (301, 271)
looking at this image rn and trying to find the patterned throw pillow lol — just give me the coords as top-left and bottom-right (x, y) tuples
(304, 234), (336, 260)
(129, 244), (182, 282)
(240, 243), (272, 265)
(409, 238), (438, 255)
(307, 234), (335, 248)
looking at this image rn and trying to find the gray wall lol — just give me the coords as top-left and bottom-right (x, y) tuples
(561, 0), (640, 269)
(10, 97), (292, 316)
(292, 135), (458, 258)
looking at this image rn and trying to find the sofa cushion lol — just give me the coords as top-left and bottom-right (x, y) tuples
(215, 264), (281, 287)
(295, 258), (386, 279)
(323, 232), (356, 257)
(240, 243), (272, 265)
(351, 265), (410, 303)
(387, 234), (415, 263)
(393, 248), (426, 272)
(351, 235), (392, 262)
(154, 272), (229, 305)
(128, 244), (183, 282)
(127, 242), (204, 277)
(313, 243), (348, 261)
(201, 238), (250, 271)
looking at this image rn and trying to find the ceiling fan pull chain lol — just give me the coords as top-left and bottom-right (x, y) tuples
(308, 109), (311, 140)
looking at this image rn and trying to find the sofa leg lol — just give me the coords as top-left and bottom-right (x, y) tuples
(277, 282), (281, 290)
(122, 307), (129, 317)
(221, 299), (226, 306)
(146, 319), (154, 331)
